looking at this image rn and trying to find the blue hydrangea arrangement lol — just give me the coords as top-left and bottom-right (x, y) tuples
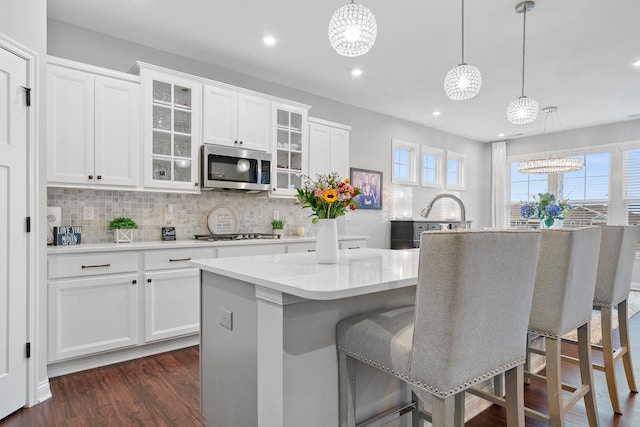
(520, 192), (572, 228)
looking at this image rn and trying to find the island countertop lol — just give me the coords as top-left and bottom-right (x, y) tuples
(191, 248), (419, 300)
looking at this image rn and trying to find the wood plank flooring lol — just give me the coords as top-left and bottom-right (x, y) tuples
(2, 314), (639, 426)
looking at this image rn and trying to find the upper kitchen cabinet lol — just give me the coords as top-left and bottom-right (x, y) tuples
(47, 57), (141, 188)
(271, 102), (310, 197)
(136, 63), (202, 192)
(203, 85), (271, 152)
(308, 117), (351, 180)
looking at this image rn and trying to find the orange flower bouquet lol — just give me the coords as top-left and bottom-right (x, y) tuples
(295, 172), (361, 223)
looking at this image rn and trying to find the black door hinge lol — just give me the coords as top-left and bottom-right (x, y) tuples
(26, 342), (31, 358)
(21, 86), (31, 107)
(26, 217), (31, 232)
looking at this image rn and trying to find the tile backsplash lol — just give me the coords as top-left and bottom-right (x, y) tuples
(47, 188), (312, 244)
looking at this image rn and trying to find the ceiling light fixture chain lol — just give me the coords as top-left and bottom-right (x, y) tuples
(506, 0), (539, 125)
(444, 0), (482, 101)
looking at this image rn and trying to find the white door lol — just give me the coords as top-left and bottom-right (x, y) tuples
(0, 47), (28, 419)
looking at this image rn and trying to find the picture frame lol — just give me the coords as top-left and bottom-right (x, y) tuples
(350, 168), (383, 210)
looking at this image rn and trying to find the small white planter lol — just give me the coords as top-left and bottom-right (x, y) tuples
(273, 229), (284, 238)
(114, 228), (133, 243)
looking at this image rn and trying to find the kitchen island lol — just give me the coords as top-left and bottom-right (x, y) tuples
(193, 248), (424, 427)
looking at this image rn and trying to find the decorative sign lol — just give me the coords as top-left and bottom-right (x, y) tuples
(207, 207), (239, 234)
(162, 226), (176, 241)
(53, 226), (82, 246)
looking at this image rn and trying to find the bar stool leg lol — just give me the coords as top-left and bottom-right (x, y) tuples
(432, 395), (456, 427)
(505, 365), (525, 427)
(578, 322), (600, 427)
(618, 299), (638, 393)
(601, 306), (622, 414)
(454, 391), (465, 427)
(338, 352), (356, 427)
(544, 337), (564, 427)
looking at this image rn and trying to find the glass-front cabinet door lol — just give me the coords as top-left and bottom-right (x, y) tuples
(271, 102), (309, 197)
(140, 64), (202, 191)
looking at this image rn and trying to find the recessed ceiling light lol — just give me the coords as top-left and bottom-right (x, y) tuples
(351, 68), (363, 77)
(432, 111), (441, 116)
(633, 59), (640, 67)
(263, 36), (276, 46)
(497, 133), (505, 137)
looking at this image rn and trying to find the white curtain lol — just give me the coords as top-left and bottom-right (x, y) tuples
(491, 141), (508, 228)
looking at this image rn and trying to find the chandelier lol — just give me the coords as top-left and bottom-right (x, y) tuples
(507, 1), (538, 124)
(444, 0), (482, 100)
(518, 107), (583, 174)
(328, 1), (377, 57)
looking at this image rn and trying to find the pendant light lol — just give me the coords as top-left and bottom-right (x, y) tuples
(328, 1), (377, 57)
(444, 0), (482, 100)
(517, 107), (583, 174)
(507, 1), (539, 124)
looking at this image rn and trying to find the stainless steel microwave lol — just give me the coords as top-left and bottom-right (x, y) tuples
(200, 144), (271, 191)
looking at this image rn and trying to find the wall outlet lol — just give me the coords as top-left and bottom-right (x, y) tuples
(83, 206), (94, 221)
(219, 308), (233, 330)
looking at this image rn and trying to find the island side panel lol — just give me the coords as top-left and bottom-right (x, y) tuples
(280, 287), (417, 427)
(201, 271), (258, 427)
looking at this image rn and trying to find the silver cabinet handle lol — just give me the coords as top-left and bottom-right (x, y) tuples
(307, 249), (316, 252)
(81, 263), (111, 269)
(346, 246), (360, 250)
(169, 257), (192, 262)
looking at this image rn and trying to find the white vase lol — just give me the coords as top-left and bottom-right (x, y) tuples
(114, 228), (133, 243)
(315, 219), (339, 264)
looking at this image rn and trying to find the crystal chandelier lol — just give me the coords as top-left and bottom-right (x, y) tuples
(518, 107), (583, 174)
(507, 1), (538, 124)
(444, 0), (482, 100)
(328, 1), (377, 57)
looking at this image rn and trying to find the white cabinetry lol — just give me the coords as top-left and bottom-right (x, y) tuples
(272, 102), (310, 197)
(138, 63), (202, 191)
(203, 85), (270, 152)
(217, 244), (286, 258)
(142, 247), (213, 342)
(47, 253), (139, 362)
(308, 117), (351, 179)
(47, 58), (140, 187)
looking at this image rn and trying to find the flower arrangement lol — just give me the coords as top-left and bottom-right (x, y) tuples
(520, 192), (572, 228)
(295, 172), (361, 223)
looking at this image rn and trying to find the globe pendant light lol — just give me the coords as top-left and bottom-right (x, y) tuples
(328, 1), (377, 57)
(507, 1), (538, 124)
(444, 0), (482, 100)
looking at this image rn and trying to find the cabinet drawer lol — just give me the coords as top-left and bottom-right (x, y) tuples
(339, 240), (366, 250)
(217, 244), (285, 258)
(48, 253), (139, 279)
(286, 242), (317, 253)
(144, 247), (215, 270)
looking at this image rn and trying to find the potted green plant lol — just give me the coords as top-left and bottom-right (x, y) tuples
(109, 217), (138, 243)
(271, 219), (285, 238)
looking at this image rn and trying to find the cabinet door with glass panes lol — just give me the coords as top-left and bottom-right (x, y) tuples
(272, 102), (309, 197)
(142, 68), (202, 191)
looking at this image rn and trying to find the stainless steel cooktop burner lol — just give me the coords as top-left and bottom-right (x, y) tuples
(193, 233), (281, 242)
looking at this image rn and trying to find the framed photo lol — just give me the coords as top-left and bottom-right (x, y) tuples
(350, 168), (383, 210)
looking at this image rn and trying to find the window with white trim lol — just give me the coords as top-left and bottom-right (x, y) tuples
(420, 146), (444, 187)
(391, 139), (418, 185)
(446, 151), (466, 191)
(623, 149), (640, 257)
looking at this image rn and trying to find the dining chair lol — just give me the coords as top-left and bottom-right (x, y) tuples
(336, 229), (541, 427)
(562, 225), (640, 414)
(525, 227), (602, 427)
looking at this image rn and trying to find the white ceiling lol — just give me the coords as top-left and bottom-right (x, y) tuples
(47, 0), (640, 142)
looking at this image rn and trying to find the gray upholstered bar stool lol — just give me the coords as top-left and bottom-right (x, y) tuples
(336, 229), (542, 427)
(572, 225), (639, 414)
(525, 227), (602, 427)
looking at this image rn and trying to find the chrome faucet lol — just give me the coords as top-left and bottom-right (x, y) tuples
(421, 193), (467, 229)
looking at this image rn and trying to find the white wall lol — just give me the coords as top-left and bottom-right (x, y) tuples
(47, 20), (491, 248)
(0, 0), (49, 405)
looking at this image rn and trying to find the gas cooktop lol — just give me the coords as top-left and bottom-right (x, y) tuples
(194, 233), (282, 242)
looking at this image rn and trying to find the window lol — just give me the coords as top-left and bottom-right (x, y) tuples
(420, 146), (443, 188)
(509, 163), (548, 227)
(391, 139), (418, 185)
(623, 149), (640, 254)
(446, 151), (466, 191)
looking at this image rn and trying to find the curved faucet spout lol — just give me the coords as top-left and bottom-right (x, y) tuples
(421, 193), (467, 228)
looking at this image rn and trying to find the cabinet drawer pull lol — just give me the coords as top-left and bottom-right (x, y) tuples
(132, 279), (137, 285)
(169, 257), (192, 262)
(307, 249), (316, 252)
(81, 263), (111, 269)
(147, 278), (152, 283)
(347, 246), (360, 250)
(88, 175), (94, 180)
(97, 175), (102, 180)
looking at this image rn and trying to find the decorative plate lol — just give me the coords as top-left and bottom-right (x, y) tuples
(207, 207), (239, 234)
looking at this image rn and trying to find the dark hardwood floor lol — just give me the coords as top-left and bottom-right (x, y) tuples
(2, 314), (640, 426)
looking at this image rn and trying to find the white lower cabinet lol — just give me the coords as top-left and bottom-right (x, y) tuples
(217, 244), (286, 258)
(144, 269), (200, 342)
(48, 273), (139, 362)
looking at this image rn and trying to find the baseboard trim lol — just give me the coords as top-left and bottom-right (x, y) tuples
(35, 379), (52, 405)
(47, 334), (199, 378)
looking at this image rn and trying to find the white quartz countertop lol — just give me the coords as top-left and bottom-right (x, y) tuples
(47, 235), (369, 254)
(191, 248), (419, 300)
